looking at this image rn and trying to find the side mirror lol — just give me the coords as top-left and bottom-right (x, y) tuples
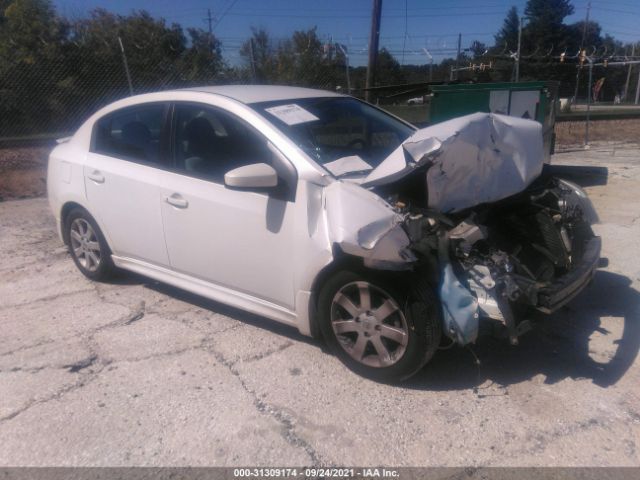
(224, 163), (278, 189)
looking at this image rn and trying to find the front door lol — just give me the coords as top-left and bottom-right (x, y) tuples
(159, 102), (297, 309)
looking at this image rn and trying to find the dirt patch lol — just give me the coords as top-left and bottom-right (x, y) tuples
(0, 146), (50, 201)
(555, 118), (640, 147)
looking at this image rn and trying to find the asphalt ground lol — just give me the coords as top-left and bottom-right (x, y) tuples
(0, 143), (639, 466)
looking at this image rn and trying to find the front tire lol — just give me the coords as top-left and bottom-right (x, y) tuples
(65, 208), (115, 281)
(318, 270), (441, 382)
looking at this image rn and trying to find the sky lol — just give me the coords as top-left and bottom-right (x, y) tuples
(52, 0), (640, 66)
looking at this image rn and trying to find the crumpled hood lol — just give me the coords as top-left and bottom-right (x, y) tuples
(363, 112), (544, 213)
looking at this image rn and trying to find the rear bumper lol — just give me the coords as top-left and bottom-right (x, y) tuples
(536, 235), (602, 313)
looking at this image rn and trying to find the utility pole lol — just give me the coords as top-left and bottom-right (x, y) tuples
(453, 33), (461, 81)
(624, 43), (635, 101)
(205, 8), (215, 56)
(249, 38), (257, 82)
(365, 0), (382, 103)
(635, 68), (640, 104)
(515, 17), (523, 82)
(573, 1), (591, 103)
(585, 56), (593, 146)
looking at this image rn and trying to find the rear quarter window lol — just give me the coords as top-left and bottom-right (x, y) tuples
(92, 103), (167, 165)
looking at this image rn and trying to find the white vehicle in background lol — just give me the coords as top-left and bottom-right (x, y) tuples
(407, 96), (424, 105)
(48, 86), (601, 382)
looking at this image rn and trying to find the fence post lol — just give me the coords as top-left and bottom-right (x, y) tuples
(515, 17), (522, 82)
(118, 36), (134, 96)
(585, 58), (593, 147)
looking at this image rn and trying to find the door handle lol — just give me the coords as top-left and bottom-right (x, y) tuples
(87, 170), (105, 184)
(165, 193), (189, 209)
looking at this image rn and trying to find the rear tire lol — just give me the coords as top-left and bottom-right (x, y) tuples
(318, 270), (442, 382)
(65, 208), (115, 281)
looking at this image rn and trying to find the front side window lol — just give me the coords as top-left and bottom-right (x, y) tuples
(93, 104), (166, 164)
(173, 103), (273, 183)
(250, 97), (415, 177)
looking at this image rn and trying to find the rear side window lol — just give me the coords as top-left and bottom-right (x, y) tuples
(93, 104), (167, 164)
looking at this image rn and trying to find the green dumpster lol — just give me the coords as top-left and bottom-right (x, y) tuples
(429, 81), (559, 162)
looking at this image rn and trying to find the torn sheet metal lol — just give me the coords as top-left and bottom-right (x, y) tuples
(323, 181), (416, 264)
(363, 113), (544, 213)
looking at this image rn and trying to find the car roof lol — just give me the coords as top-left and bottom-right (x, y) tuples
(178, 85), (344, 104)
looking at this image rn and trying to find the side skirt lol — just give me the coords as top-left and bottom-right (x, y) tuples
(111, 255), (299, 329)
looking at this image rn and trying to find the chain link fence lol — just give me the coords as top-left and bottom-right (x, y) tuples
(0, 38), (348, 142)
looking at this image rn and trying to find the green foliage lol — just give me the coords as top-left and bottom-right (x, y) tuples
(1, 0), (638, 137)
(180, 27), (223, 83)
(239, 27), (276, 82)
(494, 6), (519, 52)
(376, 48), (406, 86)
(238, 26), (347, 89)
(0, 0), (68, 135)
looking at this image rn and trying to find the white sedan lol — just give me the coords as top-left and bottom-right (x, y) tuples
(48, 86), (600, 381)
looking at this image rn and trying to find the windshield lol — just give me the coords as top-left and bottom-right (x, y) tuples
(251, 97), (415, 177)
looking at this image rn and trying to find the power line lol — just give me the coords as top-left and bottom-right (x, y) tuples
(149, 2), (544, 16)
(592, 6), (640, 17)
(216, 10), (511, 19)
(213, 0), (240, 29)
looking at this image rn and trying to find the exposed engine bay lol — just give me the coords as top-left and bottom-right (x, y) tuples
(323, 113), (601, 346)
(376, 173), (601, 345)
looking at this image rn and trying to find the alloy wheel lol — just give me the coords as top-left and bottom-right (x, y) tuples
(70, 218), (102, 272)
(330, 281), (409, 368)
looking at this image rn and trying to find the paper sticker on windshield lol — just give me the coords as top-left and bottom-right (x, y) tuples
(265, 104), (319, 125)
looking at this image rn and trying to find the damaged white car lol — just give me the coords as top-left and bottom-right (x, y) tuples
(47, 86), (601, 381)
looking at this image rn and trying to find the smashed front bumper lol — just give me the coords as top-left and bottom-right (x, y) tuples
(440, 235), (602, 346)
(536, 235), (602, 313)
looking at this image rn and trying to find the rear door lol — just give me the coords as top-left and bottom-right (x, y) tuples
(84, 103), (171, 267)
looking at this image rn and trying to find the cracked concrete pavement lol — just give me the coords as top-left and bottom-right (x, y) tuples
(1, 144), (639, 466)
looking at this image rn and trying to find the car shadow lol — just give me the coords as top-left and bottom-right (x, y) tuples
(545, 164), (609, 187)
(404, 270), (640, 391)
(105, 268), (638, 390)
(140, 278), (319, 347)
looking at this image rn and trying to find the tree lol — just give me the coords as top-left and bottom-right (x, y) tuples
(524, 0), (574, 24)
(376, 48), (406, 86)
(523, 0), (575, 52)
(0, 0), (66, 63)
(469, 40), (488, 59)
(290, 27), (325, 85)
(270, 27), (341, 88)
(0, 0), (14, 26)
(0, 0), (69, 135)
(240, 27), (276, 82)
(180, 27), (223, 83)
(71, 9), (187, 92)
(494, 6), (519, 52)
